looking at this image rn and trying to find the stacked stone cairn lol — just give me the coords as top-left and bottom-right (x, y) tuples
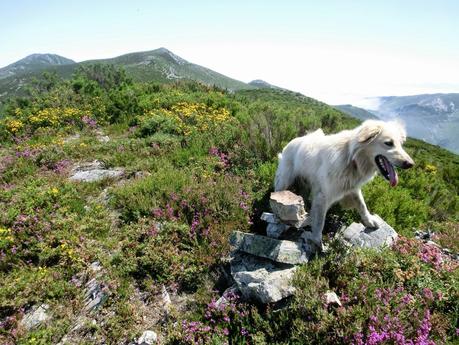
(229, 190), (398, 304)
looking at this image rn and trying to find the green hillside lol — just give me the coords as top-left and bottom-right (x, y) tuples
(0, 48), (253, 105)
(334, 104), (379, 121)
(0, 66), (458, 344)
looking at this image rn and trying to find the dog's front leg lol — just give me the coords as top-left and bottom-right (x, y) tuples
(308, 191), (328, 251)
(348, 190), (379, 229)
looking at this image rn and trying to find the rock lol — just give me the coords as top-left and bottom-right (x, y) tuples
(83, 278), (107, 312)
(138, 330), (157, 344)
(69, 160), (124, 182)
(230, 231), (308, 264)
(63, 133), (80, 143)
(161, 285), (171, 312)
(97, 135), (110, 143)
(260, 212), (280, 224)
(83, 261), (108, 312)
(231, 253), (296, 304)
(339, 215), (398, 248)
(323, 291), (342, 307)
(20, 304), (50, 330)
(266, 222), (290, 239)
(261, 212), (291, 239)
(269, 191), (309, 226)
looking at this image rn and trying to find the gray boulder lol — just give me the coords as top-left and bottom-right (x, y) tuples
(20, 304), (50, 330)
(340, 215), (398, 248)
(230, 253), (296, 304)
(69, 160), (124, 182)
(230, 231), (308, 265)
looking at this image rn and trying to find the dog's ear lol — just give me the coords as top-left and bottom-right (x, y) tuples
(358, 121), (383, 144)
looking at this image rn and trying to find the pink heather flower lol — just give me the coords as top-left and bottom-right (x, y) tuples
(82, 115), (97, 128)
(152, 208), (163, 218)
(402, 293), (413, 305)
(422, 288), (434, 301)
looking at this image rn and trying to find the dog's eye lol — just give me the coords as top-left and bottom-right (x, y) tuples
(384, 140), (394, 147)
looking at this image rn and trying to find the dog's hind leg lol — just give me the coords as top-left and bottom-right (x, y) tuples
(308, 191), (327, 251)
(274, 156), (295, 191)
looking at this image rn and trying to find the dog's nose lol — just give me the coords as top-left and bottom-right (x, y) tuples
(402, 160), (414, 169)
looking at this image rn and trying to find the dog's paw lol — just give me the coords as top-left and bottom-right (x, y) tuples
(362, 214), (380, 229)
(301, 231), (324, 253)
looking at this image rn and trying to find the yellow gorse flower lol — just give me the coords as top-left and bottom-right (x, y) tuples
(5, 119), (24, 133)
(143, 102), (232, 136)
(28, 107), (84, 127)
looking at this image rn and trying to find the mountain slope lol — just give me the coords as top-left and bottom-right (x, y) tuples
(370, 94), (459, 154)
(0, 48), (253, 103)
(85, 48), (253, 91)
(0, 53), (75, 80)
(334, 104), (379, 121)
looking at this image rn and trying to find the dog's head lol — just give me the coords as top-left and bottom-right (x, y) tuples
(353, 120), (415, 187)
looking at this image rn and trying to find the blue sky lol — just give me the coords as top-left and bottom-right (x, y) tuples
(1, 0), (458, 104)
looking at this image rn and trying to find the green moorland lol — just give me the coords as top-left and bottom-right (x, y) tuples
(0, 65), (458, 344)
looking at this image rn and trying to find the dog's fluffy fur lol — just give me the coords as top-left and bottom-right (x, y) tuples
(274, 120), (414, 249)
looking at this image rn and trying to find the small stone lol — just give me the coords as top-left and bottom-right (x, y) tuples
(260, 212), (280, 224)
(270, 191), (306, 222)
(138, 330), (157, 345)
(323, 291), (342, 307)
(231, 253), (296, 304)
(339, 215), (398, 248)
(20, 304), (50, 330)
(97, 135), (110, 143)
(230, 231), (308, 264)
(63, 133), (81, 143)
(90, 261), (102, 272)
(266, 222), (289, 239)
(161, 285), (171, 311)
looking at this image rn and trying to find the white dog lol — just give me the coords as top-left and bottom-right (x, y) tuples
(274, 120), (414, 250)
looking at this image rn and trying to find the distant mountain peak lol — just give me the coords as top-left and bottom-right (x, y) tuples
(11, 53), (74, 66)
(248, 79), (281, 89)
(0, 53), (75, 79)
(154, 47), (187, 65)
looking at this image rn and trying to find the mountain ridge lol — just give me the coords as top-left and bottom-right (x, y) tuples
(0, 48), (253, 102)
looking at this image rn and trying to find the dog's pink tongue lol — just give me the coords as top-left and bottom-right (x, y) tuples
(384, 159), (398, 187)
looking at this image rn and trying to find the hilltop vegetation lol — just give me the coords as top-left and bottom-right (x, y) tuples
(0, 65), (458, 344)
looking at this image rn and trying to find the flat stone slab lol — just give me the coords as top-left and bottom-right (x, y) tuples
(230, 231), (308, 264)
(340, 215), (398, 248)
(69, 160), (124, 182)
(269, 191), (308, 225)
(231, 253), (296, 304)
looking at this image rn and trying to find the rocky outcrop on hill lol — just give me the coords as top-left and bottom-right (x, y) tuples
(228, 191), (399, 304)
